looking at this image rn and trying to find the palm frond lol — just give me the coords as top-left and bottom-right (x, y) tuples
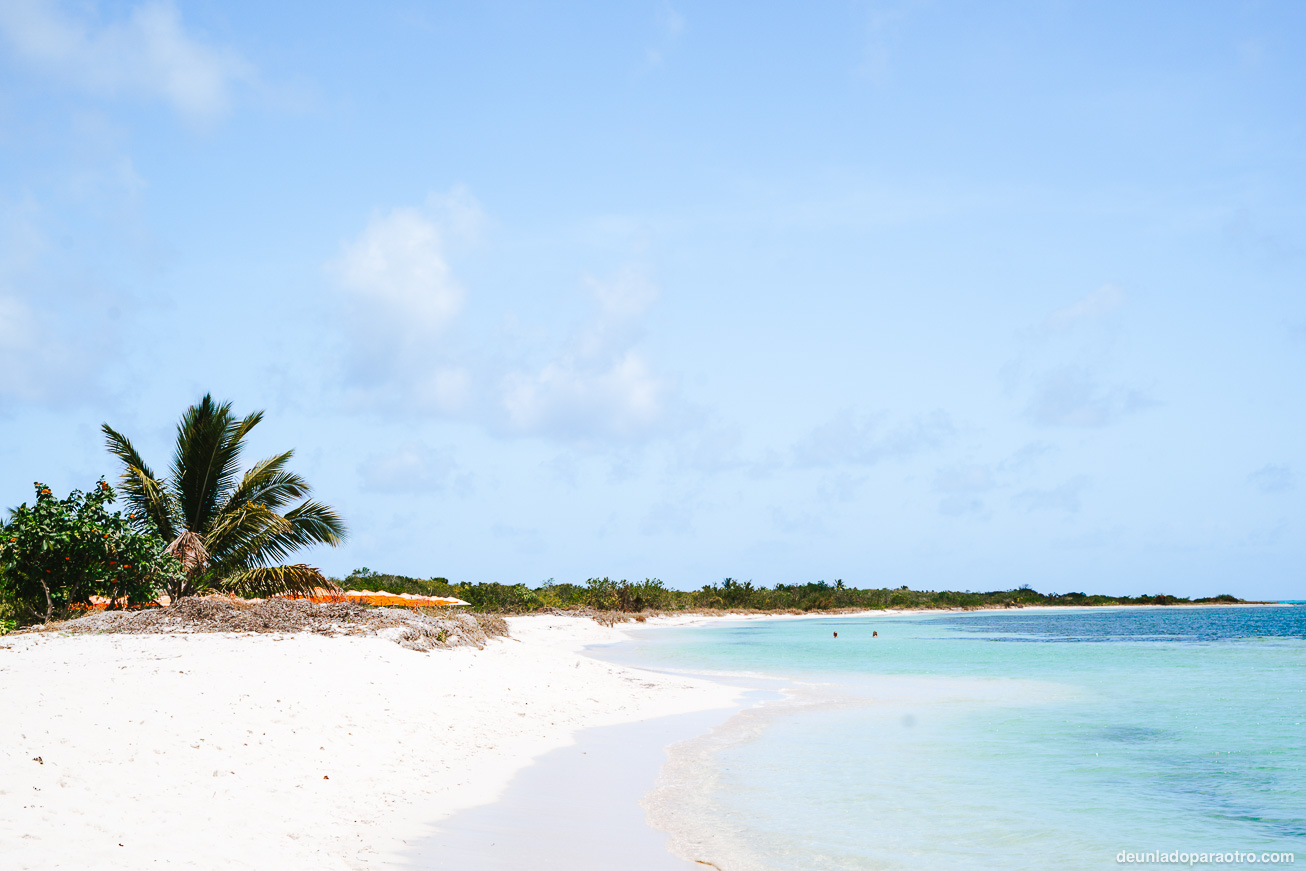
(102, 423), (176, 541)
(215, 564), (340, 599)
(220, 452), (310, 514)
(274, 499), (348, 554)
(173, 396), (265, 533)
(204, 503), (292, 571)
(223, 500), (347, 569)
(215, 410), (267, 512)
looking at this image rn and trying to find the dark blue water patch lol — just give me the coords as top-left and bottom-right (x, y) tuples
(1095, 725), (1173, 744)
(924, 606), (1306, 643)
(1153, 751), (1306, 842)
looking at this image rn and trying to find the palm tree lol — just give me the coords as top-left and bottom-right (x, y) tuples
(102, 395), (348, 600)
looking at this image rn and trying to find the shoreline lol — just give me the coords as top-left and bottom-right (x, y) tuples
(613, 602), (1306, 870)
(1, 603), (1295, 869)
(408, 707), (755, 870)
(619, 600), (1294, 623)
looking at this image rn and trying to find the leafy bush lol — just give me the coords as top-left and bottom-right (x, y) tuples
(342, 567), (459, 598)
(456, 582), (543, 613)
(0, 481), (184, 625)
(340, 569), (547, 613)
(332, 568), (1246, 615)
(0, 567), (15, 633)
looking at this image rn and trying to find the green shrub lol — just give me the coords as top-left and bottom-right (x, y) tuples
(0, 567), (15, 632)
(0, 480), (183, 625)
(457, 582), (543, 613)
(328, 569), (1240, 614)
(342, 567), (459, 597)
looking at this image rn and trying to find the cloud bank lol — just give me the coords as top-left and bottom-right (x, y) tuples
(1007, 283), (1159, 429)
(358, 441), (468, 495)
(0, 0), (252, 124)
(500, 269), (667, 440)
(793, 409), (954, 468)
(329, 196), (670, 444)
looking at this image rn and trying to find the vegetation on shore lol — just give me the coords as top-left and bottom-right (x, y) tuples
(337, 568), (1245, 614)
(103, 394), (347, 600)
(1, 395), (349, 631)
(1, 480), (184, 626)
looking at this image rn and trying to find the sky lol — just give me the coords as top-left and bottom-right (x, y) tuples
(0, 1), (1302, 599)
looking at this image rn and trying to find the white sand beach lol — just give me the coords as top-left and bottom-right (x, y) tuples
(0, 615), (741, 870)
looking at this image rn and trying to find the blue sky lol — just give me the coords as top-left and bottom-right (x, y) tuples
(1, 1), (1302, 598)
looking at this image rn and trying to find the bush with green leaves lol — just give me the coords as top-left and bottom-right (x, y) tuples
(0, 480), (184, 625)
(341, 567), (459, 598)
(329, 567), (1243, 615)
(0, 566), (15, 633)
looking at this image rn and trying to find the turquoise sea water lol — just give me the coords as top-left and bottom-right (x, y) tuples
(602, 607), (1306, 871)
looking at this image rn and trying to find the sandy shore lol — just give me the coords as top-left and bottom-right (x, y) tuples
(0, 615), (740, 870)
(4, 604), (1277, 868)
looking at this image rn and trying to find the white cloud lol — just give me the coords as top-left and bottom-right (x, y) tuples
(793, 409), (954, 468)
(1014, 476), (1090, 514)
(770, 506), (828, 535)
(0, 206), (120, 407)
(411, 367), (472, 413)
(330, 201), (473, 414)
(357, 441), (467, 494)
(857, 0), (922, 86)
(502, 349), (665, 439)
(498, 268), (669, 440)
(646, 4), (685, 67)
(587, 268), (658, 322)
(658, 4), (685, 37)
(1043, 283), (1125, 333)
(424, 186), (488, 245)
(933, 463), (996, 518)
(934, 463), (996, 494)
(0, 0), (253, 125)
(329, 198), (670, 443)
(674, 423), (748, 474)
(1006, 283), (1157, 429)
(332, 207), (464, 331)
(998, 441), (1055, 472)
(0, 287), (117, 407)
(1025, 366), (1158, 428)
(1247, 464), (1293, 494)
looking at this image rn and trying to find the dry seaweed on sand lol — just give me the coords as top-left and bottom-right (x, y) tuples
(30, 596), (509, 651)
(532, 606), (651, 627)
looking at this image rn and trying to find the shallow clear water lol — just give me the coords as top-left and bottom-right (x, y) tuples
(603, 607), (1306, 870)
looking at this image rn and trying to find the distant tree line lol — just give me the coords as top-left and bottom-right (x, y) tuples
(337, 569), (1244, 614)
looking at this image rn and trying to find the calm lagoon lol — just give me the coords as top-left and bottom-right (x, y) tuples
(600, 606), (1306, 870)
